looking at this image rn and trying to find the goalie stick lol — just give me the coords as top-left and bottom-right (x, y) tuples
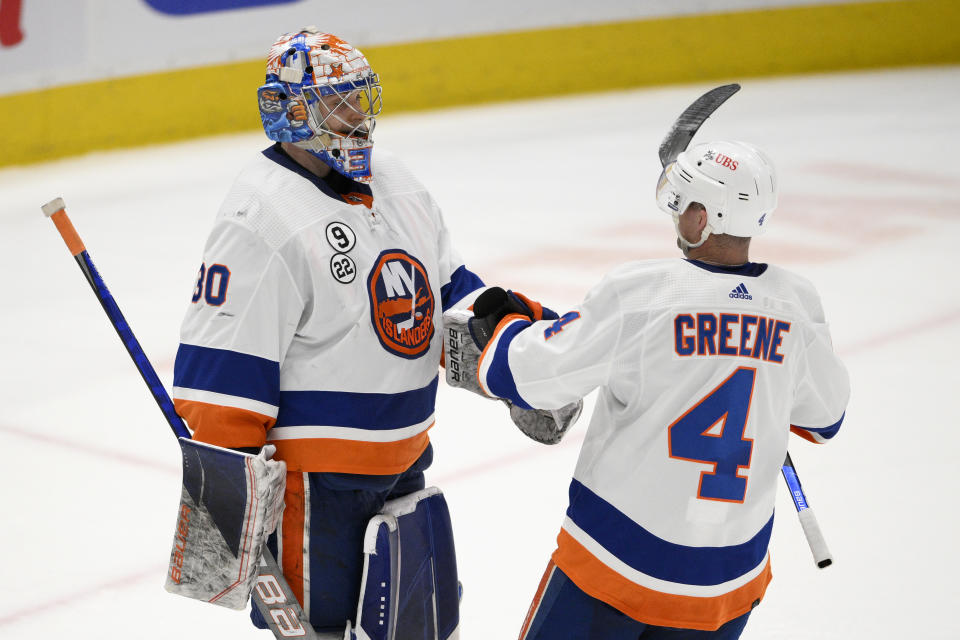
(781, 452), (833, 569)
(41, 197), (322, 640)
(658, 87), (834, 569)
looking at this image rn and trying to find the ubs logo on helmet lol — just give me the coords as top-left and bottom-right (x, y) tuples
(367, 250), (435, 359)
(715, 153), (738, 170)
(703, 149), (738, 170)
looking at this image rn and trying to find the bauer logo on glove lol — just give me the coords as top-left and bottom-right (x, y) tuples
(444, 308), (488, 397)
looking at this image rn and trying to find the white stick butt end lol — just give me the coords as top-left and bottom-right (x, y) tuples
(41, 197), (66, 217)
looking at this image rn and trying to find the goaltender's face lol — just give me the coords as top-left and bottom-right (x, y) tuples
(316, 90), (371, 137)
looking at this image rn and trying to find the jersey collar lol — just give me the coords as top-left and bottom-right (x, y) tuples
(262, 143), (374, 208)
(685, 259), (768, 277)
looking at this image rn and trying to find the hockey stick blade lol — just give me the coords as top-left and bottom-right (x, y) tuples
(42, 198), (321, 640)
(781, 452), (833, 569)
(658, 83), (741, 168)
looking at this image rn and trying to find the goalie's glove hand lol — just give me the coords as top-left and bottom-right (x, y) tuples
(468, 287), (539, 350)
(443, 308), (488, 398)
(504, 398), (583, 445)
(443, 286), (557, 397)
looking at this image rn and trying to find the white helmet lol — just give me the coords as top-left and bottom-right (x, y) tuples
(656, 140), (777, 246)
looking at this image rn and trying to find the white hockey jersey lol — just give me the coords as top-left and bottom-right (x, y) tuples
(173, 145), (484, 474)
(477, 258), (849, 630)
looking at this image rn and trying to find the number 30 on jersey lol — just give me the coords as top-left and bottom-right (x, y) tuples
(192, 263), (231, 306)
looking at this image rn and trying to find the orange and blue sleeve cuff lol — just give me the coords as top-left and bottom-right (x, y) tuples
(477, 314), (534, 410)
(790, 412), (845, 444)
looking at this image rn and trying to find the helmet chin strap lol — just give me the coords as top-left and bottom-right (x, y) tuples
(672, 213), (713, 251)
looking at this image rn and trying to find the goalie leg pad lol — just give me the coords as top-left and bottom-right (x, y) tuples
(165, 438), (285, 610)
(354, 487), (460, 640)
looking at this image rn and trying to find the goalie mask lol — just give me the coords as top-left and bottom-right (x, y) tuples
(656, 140), (778, 248)
(257, 27), (382, 182)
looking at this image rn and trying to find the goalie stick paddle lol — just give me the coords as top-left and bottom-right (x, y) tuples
(41, 197), (321, 640)
(658, 83), (741, 168)
(782, 452), (833, 569)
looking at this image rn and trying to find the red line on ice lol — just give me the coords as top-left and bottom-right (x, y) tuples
(0, 424), (179, 475)
(0, 566), (164, 628)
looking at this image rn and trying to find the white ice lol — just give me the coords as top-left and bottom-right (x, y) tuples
(1, 66), (958, 639)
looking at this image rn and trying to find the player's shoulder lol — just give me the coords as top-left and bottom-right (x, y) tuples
(214, 151), (341, 249)
(760, 264), (827, 322)
(369, 148), (429, 198)
(583, 259), (680, 306)
(603, 258), (688, 285)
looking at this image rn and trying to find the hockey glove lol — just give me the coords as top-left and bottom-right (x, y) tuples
(443, 308), (488, 398)
(444, 287), (556, 394)
(507, 290), (560, 322)
(504, 398), (582, 445)
(468, 287), (539, 350)
(443, 306), (584, 444)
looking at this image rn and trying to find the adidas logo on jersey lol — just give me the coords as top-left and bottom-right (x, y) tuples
(729, 283), (753, 300)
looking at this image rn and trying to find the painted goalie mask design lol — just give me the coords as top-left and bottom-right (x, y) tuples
(258, 27), (382, 182)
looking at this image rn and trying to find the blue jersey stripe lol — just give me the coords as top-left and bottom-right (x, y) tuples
(274, 376), (439, 430)
(567, 479), (772, 586)
(174, 344), (280, 407)
(485, 320), (534, 410)
(440, 265), (484, 311)
(792, 411), (845, 440)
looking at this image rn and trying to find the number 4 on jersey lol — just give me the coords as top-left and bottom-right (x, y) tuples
(668, 367), (756, 503)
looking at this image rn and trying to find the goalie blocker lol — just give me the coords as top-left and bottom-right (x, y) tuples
(166, 440), (460, 639)
(165, 439), (286, 611)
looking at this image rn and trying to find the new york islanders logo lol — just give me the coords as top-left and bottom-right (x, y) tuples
(367, 250), (435, 359)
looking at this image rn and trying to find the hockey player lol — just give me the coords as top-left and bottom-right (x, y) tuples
(170, 27), (576, 635)
(445, 140), (850, 638)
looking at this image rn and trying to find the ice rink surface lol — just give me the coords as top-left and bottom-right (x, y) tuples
(2, 65), (958, 639)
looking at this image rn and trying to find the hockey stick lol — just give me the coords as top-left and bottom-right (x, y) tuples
(658, 83), (741, 168)
(781, 452), (833, 568)
(41, 197), (321, 640)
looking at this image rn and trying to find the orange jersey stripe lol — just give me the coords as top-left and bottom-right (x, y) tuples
(174, 398), (276, 448)
(552, 529), (771, 631)
(270, 428), (432, 474)
(790, 426), (822, 443)
(281, 472), (307, 608)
